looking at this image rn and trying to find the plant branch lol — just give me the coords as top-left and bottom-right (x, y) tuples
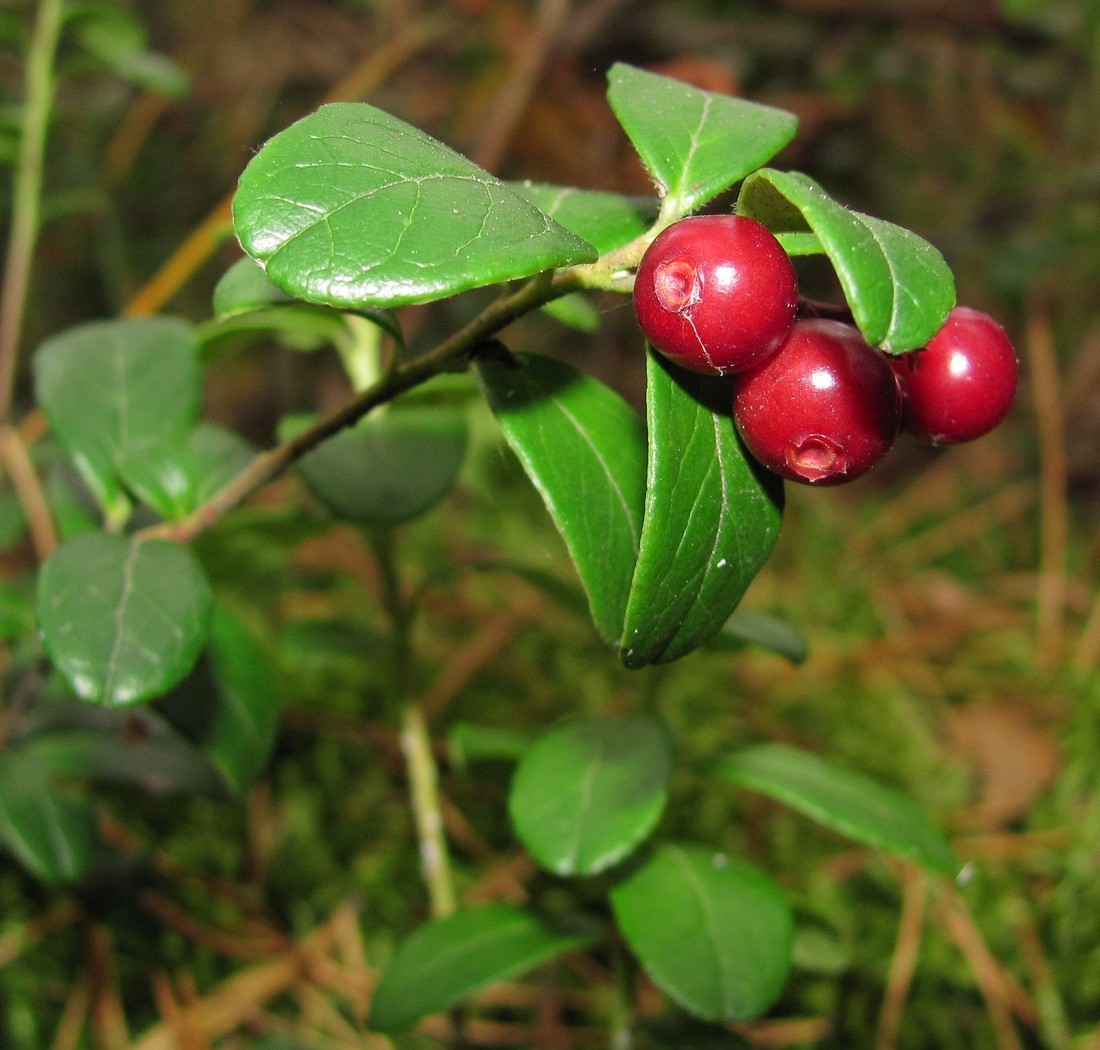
(0, 0), (65, 425)
(0, 425), (57, 559)
(139, 267), (580, 543)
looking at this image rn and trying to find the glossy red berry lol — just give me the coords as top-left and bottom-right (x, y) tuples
(633, 215), (798, 376)
(891, 306), (1018, 445)
(732, 319), (903, 486)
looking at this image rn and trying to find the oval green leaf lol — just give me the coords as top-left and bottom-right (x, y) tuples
(737, 169), (956, 351)
(33, 317), (200, 519)
(607, 63), (798, 217)
(475, 353), (646, 645)
(36, 533), (214, 707)
(610, 844), (793, 1022)
(368, 902), (593, 1032)
(281, 407), (467, 526)
(233, 102), (597, 309)
(509, 715), (673, 876)
(0, 746), (96, 883)
(511, 182), (655, 254)
(707, 611), (808, 665)
(202, 604), (279, 793)
(212, 256), (295, 317)
(620, 352), (783, 667)
(711, 743), (958, 876)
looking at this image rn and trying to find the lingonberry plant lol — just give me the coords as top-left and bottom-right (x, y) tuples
(2, 20), (1021, 1039)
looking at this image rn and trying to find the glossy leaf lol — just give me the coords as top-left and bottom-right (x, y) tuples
(708, 611), (808, 665)
(33, 317), (199, 518)
(610, 844), (793, 1022)
(200, 605), (280, 792)
(511, 181), (654, 254)
(607, 63), (798, 217)
(712, 743), (958, 875)
(233, 102), (596, 309)
(620, 352), (783, 667)
(368, 902), (592, 1032)
(509, 715), (672, 876)
(738, 169), (955, 351)
(36, 533), (214, 707)
(475, 353), (646, 644)
(282, 407), (467, 526)
(0, 746), (96, 883)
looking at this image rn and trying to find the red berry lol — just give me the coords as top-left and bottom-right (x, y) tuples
(891, 306), (1018, 444)
(633, 215), (798, 376)
(732, 319), (902, 486)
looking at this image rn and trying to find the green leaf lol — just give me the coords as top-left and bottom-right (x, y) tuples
(368, 902), (593, 1032)
(738, 170), (956, 351)
(281, 407), (467, 526)
(708, 611), (808, 665)
(607, 63), (798, 217)
(611, 844), (793, 1022)
(201, 605), (280, 792)
(509, 715), (672, 876)
(0, 745), (96, 882)
(448, 721), (535, 768)
(67, 3), (188, 97)
(176, 424), (256, 510)
(475, 353), (646, 644)
(620, 353), (783, 667)
(36, 533), (214, 707)
(33, 317), (200, 519)
(712, 743), (958, 875)
(233, 102), (597, 309)
(539, 292), (601, 333)
(210, 258), (403, 348)
(213, 256), (295, 317)
(511, 182), (655, 254)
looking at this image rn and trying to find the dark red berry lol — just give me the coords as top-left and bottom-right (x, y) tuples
(633, 215), (798, 376)
(732, 319), (903, 486)
(891, 306), (1018, 445)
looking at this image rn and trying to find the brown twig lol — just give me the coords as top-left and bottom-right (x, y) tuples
(876, 863), (929, 1050)
(0, 423), (57, 558)
(137, 268), (570, 543)
(87, 924), (131, 1050)
(129, 904), (347, 1050)
(50, 976), (91, 1050)
(935, 889), (1037, 1050)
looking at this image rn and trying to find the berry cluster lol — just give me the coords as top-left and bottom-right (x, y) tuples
(633, 216), (1018, 486)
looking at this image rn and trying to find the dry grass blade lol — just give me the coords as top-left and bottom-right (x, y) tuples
(130, 905), (346, 1050)
(121, 19), (447, 320)
(935, 889), (1036, 1050)
(876, 864), (929, 1050)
